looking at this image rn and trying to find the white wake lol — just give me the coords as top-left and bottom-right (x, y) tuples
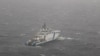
(57, 36), (80, 40)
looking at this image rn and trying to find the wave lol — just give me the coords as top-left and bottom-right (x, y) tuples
(40, 54), (46, 56)
(57, 36), (80, 40)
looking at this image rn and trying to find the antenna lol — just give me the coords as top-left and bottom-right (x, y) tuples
(42, 22), (47, 29)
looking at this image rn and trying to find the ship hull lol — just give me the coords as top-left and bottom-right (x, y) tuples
(26, 33), (60, 46)
(26, 23), (61, 46)
(35, 33), (59, 45)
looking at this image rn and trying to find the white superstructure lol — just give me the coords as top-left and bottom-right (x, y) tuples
(26, 23), (60, 46)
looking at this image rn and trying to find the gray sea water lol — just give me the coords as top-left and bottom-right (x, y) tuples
(0, 0), (100, 56)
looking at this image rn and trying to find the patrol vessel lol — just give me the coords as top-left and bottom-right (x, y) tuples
(26, 23), (61, 46)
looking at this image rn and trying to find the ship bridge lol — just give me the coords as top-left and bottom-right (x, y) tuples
(26, 23), (61, 46)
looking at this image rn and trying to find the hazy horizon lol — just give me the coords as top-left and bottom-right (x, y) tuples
(0, 0), (100, 56)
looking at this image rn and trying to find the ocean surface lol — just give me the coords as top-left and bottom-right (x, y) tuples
(0, 0), (100, 56)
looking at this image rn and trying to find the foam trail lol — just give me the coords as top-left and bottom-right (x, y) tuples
(66, 37), (74, 40)
(57, 36), (80, 40)
(40, 54), (46, 56)
(57, 37), (67, 40)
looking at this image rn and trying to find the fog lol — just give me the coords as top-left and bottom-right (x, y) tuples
(0, 0), (100, 56)
(0, 0), (100, 29)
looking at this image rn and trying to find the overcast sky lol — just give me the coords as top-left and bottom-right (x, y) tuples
(0, 0), (100, 30)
